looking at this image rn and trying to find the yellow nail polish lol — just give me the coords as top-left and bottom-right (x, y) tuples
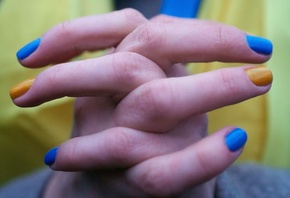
(10, 79), (35, 99)
(245, 66), (273, 86)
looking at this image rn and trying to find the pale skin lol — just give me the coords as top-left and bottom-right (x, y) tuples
(12, 9), (272, 197)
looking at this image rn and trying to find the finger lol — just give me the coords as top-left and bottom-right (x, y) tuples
(10, 52), (165, 107)
(17, 9), (147, 67)
(44, 119), (204, 171)
(126, 127), (247, 197)
(115, 66), (272, 132)
(115, 19), (273, 71)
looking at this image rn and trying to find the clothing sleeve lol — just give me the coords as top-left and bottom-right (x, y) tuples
(0, 169), (52, 198)
(216, 163), (290, 198)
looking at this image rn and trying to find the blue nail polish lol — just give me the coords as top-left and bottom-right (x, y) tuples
(44, 147), (58, 166)
(225, 128), (247, 152)
(17, 38), (41, 60)
(246, 35), (273, 55)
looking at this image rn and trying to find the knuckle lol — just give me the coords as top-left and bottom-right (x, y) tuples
(136, 80), (174, 118)
(120, 8), (146, 25)
(130, 22), (163, 51)
(137, 85), (162, 116)
(43, 64), (67, 87)
(111, 52), (164, 87)
(106, 128), (137, 164)
(193, 150), (212, 180)
(219, 69), (239, 96)
(53, 20), (74, 38)
(110, 52), (144, 84)
(138, 164), (175, 196)
(212, 24), (229, 48)
(38, 66), (61, 91)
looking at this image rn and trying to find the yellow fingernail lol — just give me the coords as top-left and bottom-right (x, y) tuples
(245, 66), (273, 86)
(10, 79), (35, 99)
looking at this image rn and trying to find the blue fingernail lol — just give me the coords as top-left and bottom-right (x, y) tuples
(225, 128), (247, 152)
(17, 38), (41, 60)
(44, 147), (58, 166)
(246, 35), (273, 55)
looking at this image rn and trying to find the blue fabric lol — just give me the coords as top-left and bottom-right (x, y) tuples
(161, 0), (201, 18)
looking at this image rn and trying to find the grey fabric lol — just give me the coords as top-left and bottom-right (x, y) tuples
(216, 164), (290, 198)
(1, 164), (290, 197)
(0, 169), (52, 198)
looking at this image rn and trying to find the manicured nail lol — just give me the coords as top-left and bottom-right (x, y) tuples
(44, 147), (58, 166)
(225, 128), (247, 152)
(245, 66), (273, 86)
(10, 79), (35, 99)
(246, 35), (273, 55)
(17, 38), (41, 60)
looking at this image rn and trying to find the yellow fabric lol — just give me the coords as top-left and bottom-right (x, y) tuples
(0, 0), (112, 185)
(192, 0), (290, 168)
(263, 0), (290, 168)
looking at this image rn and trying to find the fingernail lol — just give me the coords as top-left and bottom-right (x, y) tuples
(17, 38), (41, 60)
(225, 128), (247, 152)
(246, 35), (273, 55)
(44, 147), (58, 166)
(10, 79), (35, 99)
(245, 66), (273, 86)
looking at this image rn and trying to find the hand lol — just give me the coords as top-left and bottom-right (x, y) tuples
(11, 9), (273, 197)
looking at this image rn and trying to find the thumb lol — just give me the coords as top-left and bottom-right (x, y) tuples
(125, 127), (247, 197)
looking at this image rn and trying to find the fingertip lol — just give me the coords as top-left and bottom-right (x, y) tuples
(225, 128), (247, 152)
(44, 147), (58, 167)
(245, 66), (273, 87)
(246, 35), (273, 56)
(16, 38), (41, 61)
(10, 79), (35, 100)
